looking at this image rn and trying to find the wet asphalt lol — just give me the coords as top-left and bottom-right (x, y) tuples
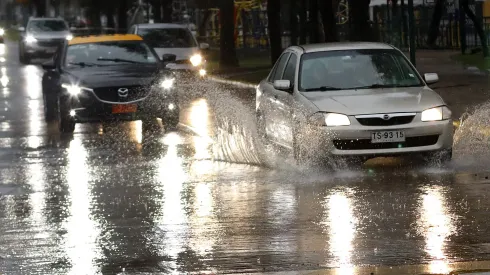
(2, 42), (490, 275)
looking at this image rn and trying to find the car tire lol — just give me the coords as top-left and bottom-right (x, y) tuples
(58, 97), (75, 134)
(439, 149), (453, 164)
(43, 92), (59, 122)
(19, 46), (30, 65)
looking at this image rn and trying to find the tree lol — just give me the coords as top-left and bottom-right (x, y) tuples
(309, 0), (320, 43)
(268, 0), (282, 64)
(102, 0), (116, 29)
(219, 0), (239, 68)
(117, 0), (129, 31)
(88, 0), (102, 28)
(461, 0), (488, 56)
(319, 0), (338, 42)
(150, 0), (162, 23)
(195, 0), (215, 38)
(427, 0), (445, 46)
(299, 0), (307, 44)
(348, 0), (373, 41)
(289, 0), (298, 45)
(32, 0), (46, 17)
(162, 0), (173, 23)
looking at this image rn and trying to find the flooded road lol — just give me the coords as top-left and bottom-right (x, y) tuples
(2, 42), (490, 275)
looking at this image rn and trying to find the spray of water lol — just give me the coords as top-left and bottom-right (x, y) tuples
(453, 101), (490, 167)
(179, 80), (352, 172)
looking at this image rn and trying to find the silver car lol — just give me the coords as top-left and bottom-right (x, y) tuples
(19, 17), (73, 64)
(256, 42), (453, 164)
(128, 23), (209, 77)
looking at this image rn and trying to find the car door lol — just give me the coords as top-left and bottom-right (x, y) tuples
(261, 52), (290, 145)
(271, 52), (298, 148)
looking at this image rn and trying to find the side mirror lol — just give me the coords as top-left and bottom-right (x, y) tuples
(161, 53), (177, 63)
(42, 60), (56, 71)
(424, 73), (439, 84)
(200, 43), (210, 50)
(273, 80), (292, 92)
(18, 26), (25, 32)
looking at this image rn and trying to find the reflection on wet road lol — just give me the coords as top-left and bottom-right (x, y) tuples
(2, 43), (490, 274)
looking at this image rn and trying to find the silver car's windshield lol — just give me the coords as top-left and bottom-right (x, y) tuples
(138, 28), (197, 48)
(27, 20), (67, 32)
(299, 49), (424, 91)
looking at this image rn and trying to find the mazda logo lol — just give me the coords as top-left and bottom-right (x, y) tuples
(383, 114), (390, 120)
(118, 88), (129, 98)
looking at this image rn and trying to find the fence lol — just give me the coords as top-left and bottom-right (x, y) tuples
(373, 17), (490, 50)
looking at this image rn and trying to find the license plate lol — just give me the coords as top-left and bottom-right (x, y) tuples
(371, 130), (405, 143)
(112, 104), (137, 114)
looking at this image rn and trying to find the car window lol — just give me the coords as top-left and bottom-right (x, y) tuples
(64, 41), (158, 67)
(299, 49), (424, 91)
(269, 53), (290, 82)
(282, 54), (297, 83)
(137, 28), (197, 48)
(128, 26), (135, 34)
(27, 20), (67, 32)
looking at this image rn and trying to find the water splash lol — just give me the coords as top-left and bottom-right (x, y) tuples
(453, 101), (490, 168)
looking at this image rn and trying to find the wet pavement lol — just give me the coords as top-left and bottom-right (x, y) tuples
(2, 42), (490, 275)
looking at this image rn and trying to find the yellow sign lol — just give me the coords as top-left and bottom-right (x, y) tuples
(69, 34), (143, 45)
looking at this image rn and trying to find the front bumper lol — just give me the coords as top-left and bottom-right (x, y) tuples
(65, 90), (178, 123)
(317, 114), (453, 157)
(24, 42), (58, 56)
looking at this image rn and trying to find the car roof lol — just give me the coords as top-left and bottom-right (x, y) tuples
(69, 34), (143, 45)
(298, 42), (394, 53)
(28, 17), (65, 21)
(135, 23), (189, 29)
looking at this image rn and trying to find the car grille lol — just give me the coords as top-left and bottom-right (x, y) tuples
(356, 115), (415, 126)
(36, 38), (64, 47)
(333, 135), (439, 150)
(92, 86), (150, 103)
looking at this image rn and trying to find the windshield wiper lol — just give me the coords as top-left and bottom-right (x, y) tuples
(96, 58), (145, 64)
(68, 62), (97, 67)
(353, 83), (422, 89)
(303, 86), (343, 91)
(353, 84), (396, 89)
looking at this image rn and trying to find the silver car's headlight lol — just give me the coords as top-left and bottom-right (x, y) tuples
(65, 34), (73, 41)
(421, 106), (451, 122)
(309, 113), (351, 126)
(189, 54), (203, 67)
(325, 113), (350, 126)
(0, 28), (4, 36)
(25, 35), (37, 43)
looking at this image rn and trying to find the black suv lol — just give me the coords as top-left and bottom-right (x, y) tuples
(41, 34), (179, 133)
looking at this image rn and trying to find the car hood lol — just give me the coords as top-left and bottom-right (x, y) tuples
(29, 31), (71, 39)
(301, 86), (445, 115)
(153, 47), (199, 61)
(65, 64), (160, 88)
